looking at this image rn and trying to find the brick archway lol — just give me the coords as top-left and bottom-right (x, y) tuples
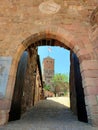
(1, 26), (98, 126)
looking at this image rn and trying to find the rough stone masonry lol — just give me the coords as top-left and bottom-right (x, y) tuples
(0, 0), (98, 126)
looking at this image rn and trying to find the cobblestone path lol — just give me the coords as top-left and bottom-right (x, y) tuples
(0, 97), (98, 130)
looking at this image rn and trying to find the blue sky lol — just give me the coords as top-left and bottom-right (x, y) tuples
(38, 46), (70, 75)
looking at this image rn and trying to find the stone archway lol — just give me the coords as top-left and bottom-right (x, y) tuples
(1, 26), (98, 126)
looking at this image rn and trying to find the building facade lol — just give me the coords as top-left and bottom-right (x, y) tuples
(43, 56), (54, 86)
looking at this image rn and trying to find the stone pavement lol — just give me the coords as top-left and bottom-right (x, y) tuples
(0, 97), (98, 130)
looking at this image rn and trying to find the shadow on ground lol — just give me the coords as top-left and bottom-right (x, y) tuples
(0, 98), (98, 130)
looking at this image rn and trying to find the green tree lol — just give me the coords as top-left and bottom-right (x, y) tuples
(52, 73), (69, 83)
(51, 73), (69, 96)
(43, 84), (51, 91)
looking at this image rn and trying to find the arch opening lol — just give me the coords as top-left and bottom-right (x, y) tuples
(9, 38), (88, 123)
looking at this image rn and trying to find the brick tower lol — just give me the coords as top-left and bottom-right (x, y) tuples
(42, 56), (54, 86)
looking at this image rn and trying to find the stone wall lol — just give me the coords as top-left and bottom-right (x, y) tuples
(34, 55), (44, 105)
(21, 47), (38, 113)
(21, 47), (44, 113)
(90, 6), (98, 60)
(9, 47), (44, 120)
(85, 6), (98, 125)
(0, 0), (98, 126)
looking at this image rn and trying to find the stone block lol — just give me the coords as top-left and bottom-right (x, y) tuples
(79, 53), (92, 63)
(83, 77), (98, 88)
(85, 95), (97, 106)
(80, 60), (98, 71)
(91, 105), (98, 115)
(92, 116), (98, 126)
(77, 48), (89, 57)
(84, 86), (98, 96)
(0, 110), (9, 125)
(86, 105), (91, 116)
(0, 99), (10, 110)
(82, 70), (98, 78)
(96, 95), (98, 103)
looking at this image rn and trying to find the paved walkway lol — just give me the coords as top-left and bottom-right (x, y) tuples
(0, 97), (98, 130)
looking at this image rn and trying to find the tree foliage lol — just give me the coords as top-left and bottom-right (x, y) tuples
(52, 73), (69, 83)
(43, 84), (51, 91)
(51, 73), (69, 96)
